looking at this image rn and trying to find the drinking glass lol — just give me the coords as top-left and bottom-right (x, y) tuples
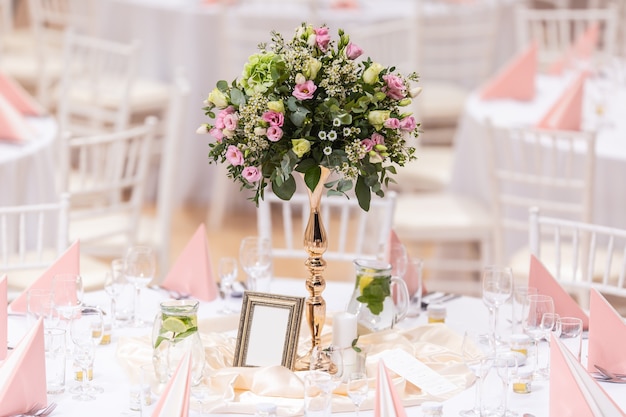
(406, 258), (423, 318)
(555, 317), (583, 362)
(27, 288), (58, 328)
(218, 257), (238, 314)
(69, 306), (104, 401)
(460, 331), (493, 417)
(125, 246), (156, 327)
(481, 265), (513, 348)
(388, 242), (408, 279)
(347, 372), (369, 417)
(511, 285), (537, 334)
(239, 236), (272, 292)
(52, 273), (84, 353)
(522, 294), (554, 380)
(310, 344), (344, 393)
(104, 258), (127, 327)
(489, 353), (519, 417)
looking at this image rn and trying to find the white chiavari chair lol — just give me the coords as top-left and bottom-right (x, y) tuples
(529, 206), (626, 311)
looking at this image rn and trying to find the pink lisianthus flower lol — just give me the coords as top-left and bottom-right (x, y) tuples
(266, 126), (283, 142)
(371, 132), (385, 145)
(293, 80), (317, 100)
(223, 113), (239, 131)
(314, 27), (331, 52)
(345, 42), (363, 60)
(242, 166), (262, 182)
(209, 127), (224, 142)
(382, 74), (406, 100)
(383, 117), (400, 129)
(361, 138), (375, 153)
(399, 116), (417, 131)
(215, 106), (235, 129)
(225, 145), (244, 166)
(262, 110), (284, 127)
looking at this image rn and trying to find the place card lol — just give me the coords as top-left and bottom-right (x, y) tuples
(373, 348), (458, 396)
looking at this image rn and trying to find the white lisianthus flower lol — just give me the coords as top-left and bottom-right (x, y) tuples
(196, 124), (209, 134)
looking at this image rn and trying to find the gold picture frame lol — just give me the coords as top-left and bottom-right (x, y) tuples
(233, 291), (305, 370)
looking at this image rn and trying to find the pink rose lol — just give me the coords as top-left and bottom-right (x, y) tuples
(345, 42), (363, 60)
(225, 145), (244, 166)
(314, 27), (330, 51)
(382, 74), (406, 100)
(262, 110), (284, 127)
(383, 118), (400, 129)
(293, 80), (317, 100)
(361, 138), (375, 152)
(209, 127), (224, 141)
(266, 126), (283, 142)
(371, 132), (385, 145)
(399, 116), (416, 131)
(223, 113), (239, 131)
(242, 166), (262, 182)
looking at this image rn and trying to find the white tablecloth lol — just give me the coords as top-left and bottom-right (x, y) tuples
(6, 278), (626, 416)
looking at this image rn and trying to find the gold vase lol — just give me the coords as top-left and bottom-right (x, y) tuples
(301, 166), (331, 362)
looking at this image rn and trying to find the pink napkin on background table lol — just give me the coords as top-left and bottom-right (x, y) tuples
(0, 318), (48, 416)
(480, 43), (537, 101)
(8, 240), (80, 314)
(528, 254), (589, 329)
(0, 71), (45, 116)
(374, 360), (407, 417)
(0, 275), (7, 361)
(151, 352), (192, 417)
(587, 289), (626, 375)
(0, 94), (35, 144)
(387, 230), (426, 296)
(161, 223), (218, 302)
(548, 22), (600, 76)
(536, 71), (587, 131)
(549, 334), (625, 416)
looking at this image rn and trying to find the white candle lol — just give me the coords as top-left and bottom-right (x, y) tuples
(332, 312), (357, 349)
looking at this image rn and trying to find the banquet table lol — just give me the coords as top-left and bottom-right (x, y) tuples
(6, 278), (626, 417)
(92, 0), (520, 207)
(449, 69), (626, 256)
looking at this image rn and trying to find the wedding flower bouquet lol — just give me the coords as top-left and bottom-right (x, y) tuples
(199, 23), (420, 211)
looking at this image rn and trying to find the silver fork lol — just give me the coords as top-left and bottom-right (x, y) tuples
(12, 402), (57, 417)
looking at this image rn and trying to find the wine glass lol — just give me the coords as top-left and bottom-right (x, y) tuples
(217, 257), (238, 314)
(522, 294), (554, 380)
(124, 246), (156, 327)
(104, 258), (127, 327)
(347, 372), (369, 417)
(239, 236), (272, 292)
(310, 344), (344, 393)
(52, 274), (84, 353)
(460, 331), (493, 417)
(69, 306), (104, 401)
(492, 352), (519, 417)
(481, 265), (513, 348)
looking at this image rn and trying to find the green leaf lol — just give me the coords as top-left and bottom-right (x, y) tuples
(355, 176), (371, 212)
(304, 166), (321, 192)
(272, 175), (296, 200)
(230, 88), (246, 107)
(216, 80), (228, 92)
(295, 158), (317, 173)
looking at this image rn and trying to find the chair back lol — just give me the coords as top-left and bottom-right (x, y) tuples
(60, 117), (157, 258)
(57, 29), (139, 136)
(529, 206), (626, 299)
(486, 124), (596, 265)
(0, 193), (69, 274)
(514, 3), (618, 71)
(257, 188), (397, 270)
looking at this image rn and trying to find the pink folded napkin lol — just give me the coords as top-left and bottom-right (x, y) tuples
(550, 334), (625, 416)
(8, 241), (80, 314)
(387, 230), (426, 296)
(0, 275), (7, 361)
(0, 71), (45, 116)
(151, 352), (192, 417)
(0, 318), (48, 416)
(536, 71), (587, 131)
(528, 254), (589, 329)
(587, 289), (626, 375)
(480, 43), (537, 101)
(0, 94), (35, 144)
(375, 360), (407, 417)
(548, 22), (600, 76)
(161, 224), (218, 302)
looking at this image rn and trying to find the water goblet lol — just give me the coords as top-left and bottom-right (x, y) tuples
(460, 331), (493, 417)
(522, 294), (554, 380)
(239, 236), (272, 292)
(347, 372), (369, 417)
(481, 265), (513, 348)
(217, 257), (238, 314)
(104, 258), (127, 327)
(491, 352), (519, 417)
(69, 306), (104, 400)
(125, 246), (156, 327)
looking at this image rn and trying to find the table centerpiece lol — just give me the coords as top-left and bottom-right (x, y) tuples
(199, 22), (421, 358)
